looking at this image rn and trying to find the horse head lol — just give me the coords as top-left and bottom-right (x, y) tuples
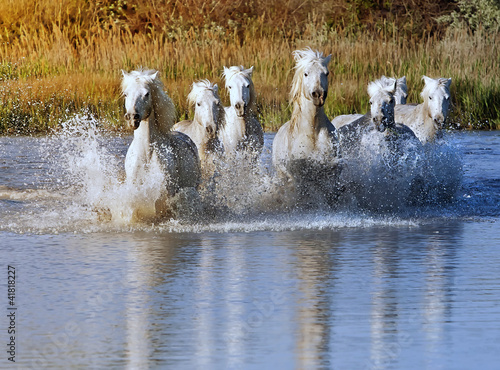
(291, 48), (332, 107)
(121, 69), (158, 130)
(188, 80), (224, 138)
(380, 75), (408, 104)
(422, 75), (452, 130)
(368, 77), (397, 132)
(223, 65), (255, 117)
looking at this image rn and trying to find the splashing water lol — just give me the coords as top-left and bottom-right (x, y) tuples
(0, 114), (474, 234)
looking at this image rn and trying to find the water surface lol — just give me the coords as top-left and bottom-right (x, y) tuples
(1, 129), (499, 369)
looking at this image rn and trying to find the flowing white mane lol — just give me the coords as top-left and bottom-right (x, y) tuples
(121, 68), (162, 94)
(222, 65), (254, 86)
(380, 75), (408, 101)
(290, 48), (330, 103)
(421, 76), (451, 100)
(187, 79), (220, 107)
(367, 77), (396, 98)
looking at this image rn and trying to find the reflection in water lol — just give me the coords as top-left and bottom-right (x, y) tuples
(370, 237), (399, 370)
(125, 245), (151, 370)
(423, 231), (456, 367)
(114, 223), (465, 369)
(293, 233), (337, 369)
(6, 219), (500, 369)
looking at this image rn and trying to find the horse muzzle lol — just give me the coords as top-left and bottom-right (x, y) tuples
(434, 117), (445, 129)
(124, 113), (142, 130)
(373, 117), (386, 132)
(377, 122), (387, 132)
(311, 90), (327, 107)
(234, 102), (246, 117)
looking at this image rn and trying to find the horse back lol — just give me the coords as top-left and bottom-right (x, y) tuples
(394, 103), (419, 121)
(331, 114), (363, 129)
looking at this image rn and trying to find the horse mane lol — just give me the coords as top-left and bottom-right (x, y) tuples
(222, 65), (256, 109)
(367, 77), (396, 98)
(289, 48), (331, 104)
(187, 79), (220, 108)
(380, 75), (408, 100)
(421, 76), (451, 101)
(222, 65), (254, 85)
(121, 68), (160, 94)
(121, 68), (177, 132)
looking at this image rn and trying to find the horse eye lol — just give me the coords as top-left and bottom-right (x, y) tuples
(390, 98), (394, 104)
(429, 96), (433, 100)
(197, 102), (201, 107)
(304, 73), (308, 77)
(228, 86), (232, 89)
(145, 92), (150, 97)
(325, 71), (329, 76)
(370, 101), (373, 105)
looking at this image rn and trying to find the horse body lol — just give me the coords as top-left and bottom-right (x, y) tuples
(272, 48), (340, 205)
(395, 76), (451, 144)
(173, 80), (224, 177)
(220, 66), (264, 156)
(338, 77), (424, 209)
(332, 75), (407, 129)
(121, 69), (201, 207)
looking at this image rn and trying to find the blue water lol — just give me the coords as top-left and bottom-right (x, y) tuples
(1, 130), (499, 369)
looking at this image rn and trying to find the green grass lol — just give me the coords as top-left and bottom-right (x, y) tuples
(0, 1), (499, 134)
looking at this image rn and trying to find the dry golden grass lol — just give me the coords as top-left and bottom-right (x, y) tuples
(0, 0), (498, 133)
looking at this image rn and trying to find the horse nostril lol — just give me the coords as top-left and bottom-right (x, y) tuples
(124, 113), (131, 121)
(312, 91), (319, 99)
(133, 114), (141, 121)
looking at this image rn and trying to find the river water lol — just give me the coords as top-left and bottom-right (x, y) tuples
(1, 123), (499, 369)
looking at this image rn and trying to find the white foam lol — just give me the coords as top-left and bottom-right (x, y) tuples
(0, 115), (466, 234)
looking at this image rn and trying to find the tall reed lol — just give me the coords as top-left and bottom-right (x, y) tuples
(0, 0), (498, 134)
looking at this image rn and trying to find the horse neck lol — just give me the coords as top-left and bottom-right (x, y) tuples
(150, 82), (176, 135)
(290, 95), (326, 133)
(419, 99), (437, 136)
(133, 119), (153, 158)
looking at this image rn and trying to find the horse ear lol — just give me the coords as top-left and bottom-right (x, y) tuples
(367, 81), (377, 98)
(213, 83), (219, 94)
(151, 71), (159, 80)
(248, 66), (254, 77)
(399, 76), (407, 84)
(391, 79), (397, 93)
(121, 69), (128, 77)
(441, 78), (452, 88)
(422, 75), (433, 86)
(323, 54), (332, 66)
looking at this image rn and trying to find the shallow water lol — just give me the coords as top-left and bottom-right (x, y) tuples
(1, 128), (500, 369)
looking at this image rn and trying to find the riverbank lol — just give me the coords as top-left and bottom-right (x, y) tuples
(0, 1), (498, 134)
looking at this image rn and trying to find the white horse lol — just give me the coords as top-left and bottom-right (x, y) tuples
(339, 77), (420, 153)
(219, 65), (264, 156)
(394, 76), (451, 144)
(121, 69), (201, 200)
(272, 48), (340, 205)
(331, 75), (408, 129)
(173, 80), (224, 176)
(338, 77), (424, 209)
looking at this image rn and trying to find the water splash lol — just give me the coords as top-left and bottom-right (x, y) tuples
(0, 115), (472, 234)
